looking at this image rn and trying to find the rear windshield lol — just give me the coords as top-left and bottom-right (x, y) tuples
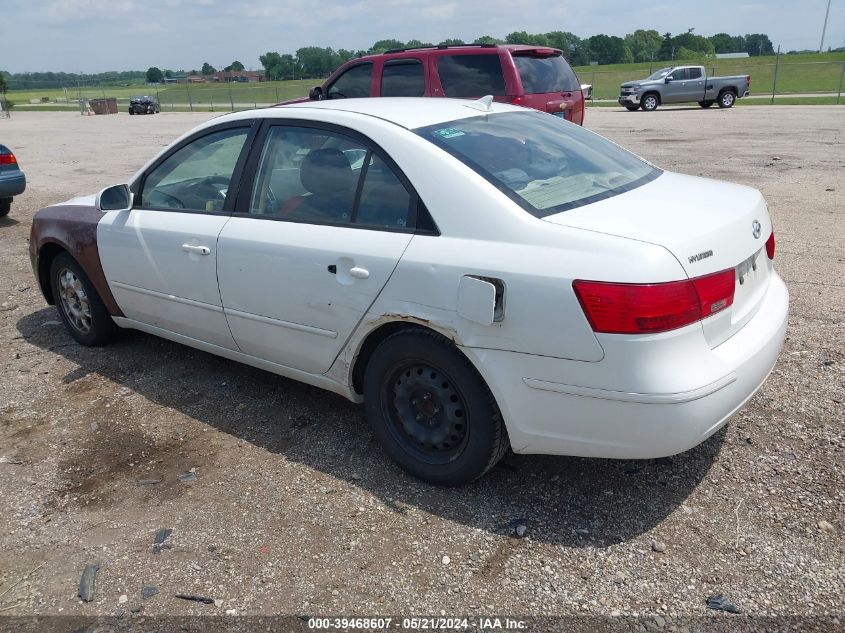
(437, 54), (506, 97)
(513, 53), (580, 93)
(415, 111), (660, 218)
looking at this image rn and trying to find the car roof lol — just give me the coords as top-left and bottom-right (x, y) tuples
(256, 97), (525, 130)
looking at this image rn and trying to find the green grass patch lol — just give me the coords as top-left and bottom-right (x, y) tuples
(575, 52), (845, 99)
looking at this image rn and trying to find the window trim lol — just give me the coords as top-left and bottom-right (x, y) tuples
(134, 120), (259, 216)
(233, 118), (439, 235)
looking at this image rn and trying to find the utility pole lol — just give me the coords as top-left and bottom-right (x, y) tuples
(819, 0), (832, 53)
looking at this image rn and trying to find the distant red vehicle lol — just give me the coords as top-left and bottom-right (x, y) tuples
(285, 44), (588, 125)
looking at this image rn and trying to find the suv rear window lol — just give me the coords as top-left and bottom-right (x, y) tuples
(437, 54), (505, 97)
(513, 53), (580, 93)
(416, 111), (660, 218)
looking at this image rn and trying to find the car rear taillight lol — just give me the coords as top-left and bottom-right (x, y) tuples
(573, 269), (736, 334)
(765, 230), (775, 259)
(0, 152), (16, 165)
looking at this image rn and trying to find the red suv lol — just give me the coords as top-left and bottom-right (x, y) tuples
(294, 44), (587, 125)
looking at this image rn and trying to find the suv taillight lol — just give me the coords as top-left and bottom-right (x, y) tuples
(765, 231), (775, 259)
(573, 269), (736, 334)
(0, 152), (16, 165)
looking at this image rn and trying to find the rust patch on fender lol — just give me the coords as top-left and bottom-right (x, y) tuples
(29, 204), (124, 317)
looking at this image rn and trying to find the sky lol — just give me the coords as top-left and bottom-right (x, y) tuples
(1, 0), (843, 73)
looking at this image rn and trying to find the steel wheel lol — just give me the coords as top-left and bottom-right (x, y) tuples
(381, 361), (470, 465)
(57, 267), (92, 334)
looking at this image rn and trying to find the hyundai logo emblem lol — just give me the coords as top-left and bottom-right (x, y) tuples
(752, 219), (762, 239)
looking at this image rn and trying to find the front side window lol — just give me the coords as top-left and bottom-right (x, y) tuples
(247, 126), (412, 229)
(381, 59), (425, 97)
(669, 68), (688, 81)
(437, 54), (505, 97)
(327, 63), (373, 99)
(141, 128), (249, 211)
(513, 53), (580, 93)
(416, 111), (660, 218)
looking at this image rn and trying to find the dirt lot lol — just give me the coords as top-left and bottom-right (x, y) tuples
(0, 108), (843, 628)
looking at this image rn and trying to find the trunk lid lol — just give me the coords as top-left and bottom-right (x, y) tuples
(544, 171), (774, 346)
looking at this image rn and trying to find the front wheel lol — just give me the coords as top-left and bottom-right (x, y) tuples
(641, 94), (659, 111)
(625, 106), (639, 112)
(698, 100), (714, 108)
(363, 329), (509, 485)
(50, 253), (121, 346)
(718, 91), (736, 108)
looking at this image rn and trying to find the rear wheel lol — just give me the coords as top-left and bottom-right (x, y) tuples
(363, 329), (509, 485)
(718, 90), (736, 108)
(50, 252), (120, 346)
(625, 106), (639, 112)
(0, 198), (10, 217)
(698, 100), (714, 108)
(641, 93), (659, 111)
(129, 109), (135, 115)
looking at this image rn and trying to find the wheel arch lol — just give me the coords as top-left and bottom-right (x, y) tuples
(36, 241), (69, 305)
(643, 90), (662, 105)
(350, 320), (456, 395)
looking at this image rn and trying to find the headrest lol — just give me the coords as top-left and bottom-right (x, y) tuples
(300, 148), (354, 195)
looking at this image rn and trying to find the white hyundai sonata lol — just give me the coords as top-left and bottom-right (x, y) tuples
(30, 98), (788, 485)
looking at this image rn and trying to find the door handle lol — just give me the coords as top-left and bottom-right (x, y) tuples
(182, 244), (211, 255)
(349, 267), (369, 279)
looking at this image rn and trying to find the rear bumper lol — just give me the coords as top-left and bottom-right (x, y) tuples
(462, 272), (789, 459)
(0, 171), (26, 198)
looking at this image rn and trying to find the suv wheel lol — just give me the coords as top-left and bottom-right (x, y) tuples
(641, 94), (659, 111)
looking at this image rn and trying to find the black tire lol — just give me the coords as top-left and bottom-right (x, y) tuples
(625, 106), (639, 112)
(129, 109), (135, 115)
(0, 198), (10, 217)
(49, 252), (120, 346)
(717, 90), (736, 108)
(698, 100), (714, 108)
(363, 329), (509, 485)
(640, 93), (659, 111)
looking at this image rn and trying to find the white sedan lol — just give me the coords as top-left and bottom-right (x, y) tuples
(29, 98), (788, 485)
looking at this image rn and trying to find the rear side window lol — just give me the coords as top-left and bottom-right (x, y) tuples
(687, 67), (702, 79)
(327, 63), (373, 99)
(381, 59), (425, 97)
(437, 54), (505, 97)
(513, 53), (580, 93)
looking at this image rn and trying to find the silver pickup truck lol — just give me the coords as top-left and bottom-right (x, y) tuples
(618, 65), (751, 112)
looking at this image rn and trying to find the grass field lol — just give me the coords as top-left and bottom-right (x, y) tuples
(5, 52), (844, 107)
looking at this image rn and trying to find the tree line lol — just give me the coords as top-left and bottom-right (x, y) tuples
(257, 30), (779, 80)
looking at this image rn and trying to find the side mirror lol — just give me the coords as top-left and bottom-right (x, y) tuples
(308, 86), (324, 101)
(665, 76), (673, 83)
(96, 184), (132, 212)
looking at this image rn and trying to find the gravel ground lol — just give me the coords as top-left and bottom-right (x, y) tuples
(0, 107), (842, 629)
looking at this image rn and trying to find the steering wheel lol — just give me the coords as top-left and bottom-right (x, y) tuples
(185, 175), (230, 201)
(150, 190), (185, 209)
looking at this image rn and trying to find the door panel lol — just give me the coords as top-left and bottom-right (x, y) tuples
(97, 124), (252, 349)
(98, 210), (237, 349)
(217, 220), (412, 373)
